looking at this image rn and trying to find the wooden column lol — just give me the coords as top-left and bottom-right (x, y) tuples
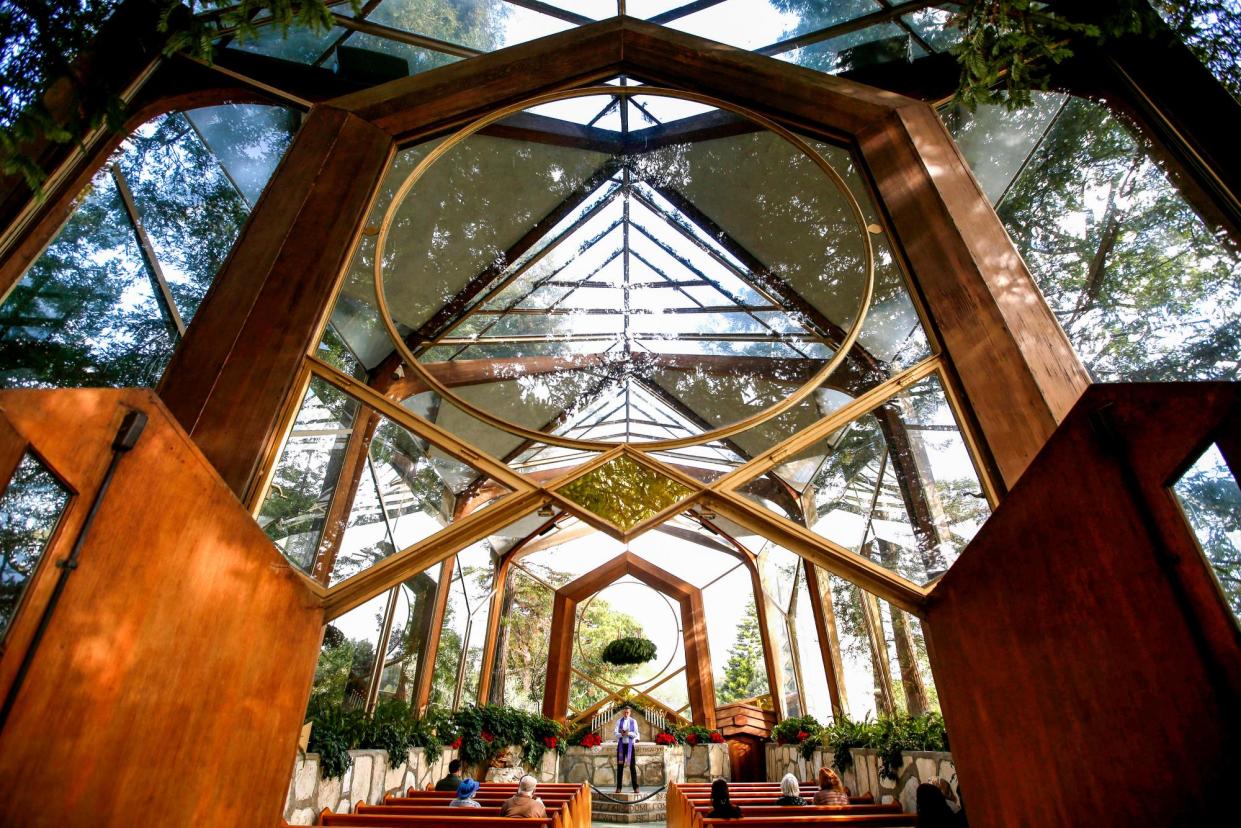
(859, 103), (1091, 488)
(157, 105), (393, 500)
(804, 561), (849, 719)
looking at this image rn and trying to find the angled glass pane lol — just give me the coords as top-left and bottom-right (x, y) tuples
(1149, 1), (1241, 102)
(369, 0), (572, 51)
(311, 591), (388, 710)
(708, 565), (771, 707)
(183, 104), (300, 207)
(0, 454), (71, 639)
(778, 22), (924, 73)
(739, 374), (991, 585)
(0, 172), (176, 389)
(256, 376), (513, 583)
(232, 22), (346, 63)
(667, 0), (879, 51)
(557, 455), (693, 529)
(378, 570), (440, 703)
(1172, 443), (1241, 624)
(976, 93), (1241, 383)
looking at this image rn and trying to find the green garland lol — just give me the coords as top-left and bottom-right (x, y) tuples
(601, 636), (657, 666)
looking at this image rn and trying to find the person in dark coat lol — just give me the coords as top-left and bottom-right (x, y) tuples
(706, 778), (742, 819)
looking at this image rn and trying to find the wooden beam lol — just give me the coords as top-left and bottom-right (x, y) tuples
(157, 106), (394, 499)
(858, 103), (1090, 487)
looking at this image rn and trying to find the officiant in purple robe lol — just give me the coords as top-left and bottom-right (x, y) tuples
(614, 704), (640, 793)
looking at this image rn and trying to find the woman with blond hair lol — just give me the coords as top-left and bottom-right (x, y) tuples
(813, 767), (850, 806)
(774, 773), (808, 806)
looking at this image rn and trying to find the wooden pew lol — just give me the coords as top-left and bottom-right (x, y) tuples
(668, 783), (885, 827)
(382, 782), (588, 828)
(319, 812), (557, 827)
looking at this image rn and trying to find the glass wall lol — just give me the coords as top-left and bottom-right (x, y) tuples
(947, 92), (1241, 384)
(0, 453), (71, 639)
(0, 104), (298, 390)
(1173, 443), (1241, 625)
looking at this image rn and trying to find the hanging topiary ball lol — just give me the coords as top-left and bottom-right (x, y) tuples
(601, 636), (657, 666)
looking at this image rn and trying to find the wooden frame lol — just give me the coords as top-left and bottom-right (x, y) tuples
(542, 550), (716, 727)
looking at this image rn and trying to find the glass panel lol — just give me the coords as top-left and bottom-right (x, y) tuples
(557, 455), (693, 529)
(740, 374), (991, 585)
(667, 0), (879, 50)
(377, 570), (439, 703)
(778, 23), (925, 73)
(0, 454), (71, 639)
(369, 0), (571, 51)
(962, 93), (1241, 383)
(330, 31), (461, 76)
(232, 22), (346, 63)
(708, 566), (772, 706)
(255, 376), (512, 583)
(825, 570), (879, 721)
(429, 541), (497, 709)
(183, 104), (299, 207)
(0, 172), (177, 389)
(790, 564), (832, 720)
(498, 565), (555, 711)
(257, 377), (361, 573)
(310, 592), (388, 709)
(1149, 1), (1241, 102)
(1172, 443), (1241, 624)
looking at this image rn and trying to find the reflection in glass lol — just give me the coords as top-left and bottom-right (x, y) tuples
(741, 374), (991, 585)
(709, 565), (771, 707)
(378, 570), (439, 703)
(1173, 443), (1241, 623)
(310, 592), (388, 709)
(257, 377), (512, 584)
(323, 87), (933, 490)
(950, 92), (1241, 383)
(0, 105), (296, 390)
(0, 454), (71, 639)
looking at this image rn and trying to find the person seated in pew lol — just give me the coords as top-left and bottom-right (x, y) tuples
(449, 778), (481, 808)
(916, 781), (963, 827)
(774, 773), (808, 806)
(812, 768), (849, 806)
(435, 759), (464, 791)
(706, 778), (742, 819)
(500, 775), (548, 818)
(931, 778), (961, 814)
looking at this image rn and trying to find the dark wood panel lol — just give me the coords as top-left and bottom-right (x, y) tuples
(923, 383), (1241, 826)
(158, 105), (393, 499)
(0, 388), (324, 827)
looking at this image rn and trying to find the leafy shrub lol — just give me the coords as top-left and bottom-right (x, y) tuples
(306, 699), (367, 779)
(819, 713), (949, 779)
(771, 714), (823, 759)
(600, 637), (658, 666)
(677, 725), (723, 746)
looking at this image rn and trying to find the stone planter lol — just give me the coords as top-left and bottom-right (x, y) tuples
(848, 748), (957, 811)
(284, 747), (459, 825)
(682, 743), (730, 782)
(764, 743), (829, 785)
(483, 745), (561, 783)
(559, 743), (689, 787)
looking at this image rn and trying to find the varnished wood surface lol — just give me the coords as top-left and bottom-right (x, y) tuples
(859, 104), (1090, 487)
(923, 382), (1241, 826)
(543, 551), (716, 726)
(158, 106), (394, 500)
(0, 389), (324, 827)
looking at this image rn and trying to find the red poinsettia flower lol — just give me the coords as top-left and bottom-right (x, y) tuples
(481, 731), (495, 743)
(543, 736), (558, 749)
(450, 737), (462, 749)
(709, 731), (725, 743)
(796, 730), (810, 742)
(686, 733), (699, 745)
(655, 732), (676, 746)
(581, 733), (602, 748)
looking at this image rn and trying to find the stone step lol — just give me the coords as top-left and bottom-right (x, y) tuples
(591, 787), (667, 824)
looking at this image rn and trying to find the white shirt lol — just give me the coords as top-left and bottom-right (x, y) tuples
(615, 715), (639, 742)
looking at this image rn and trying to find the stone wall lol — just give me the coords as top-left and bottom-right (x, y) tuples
(763, 744), (957, 812)
(848, 749), (957, 812)
(559, 742), (728, 787)
(283, 744), (559, 825)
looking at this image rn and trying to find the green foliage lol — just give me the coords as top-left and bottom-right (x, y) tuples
(1150, 1), (1241, 102)
(305, 699), (561, 780)
(559, 456), (692, 530)
(600, 636), (657, 666)
(717, 597), (768, 704)
(817, 714), (950, 780)
(772, 714), (823, 759)
(950, 1), (1145, 110)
